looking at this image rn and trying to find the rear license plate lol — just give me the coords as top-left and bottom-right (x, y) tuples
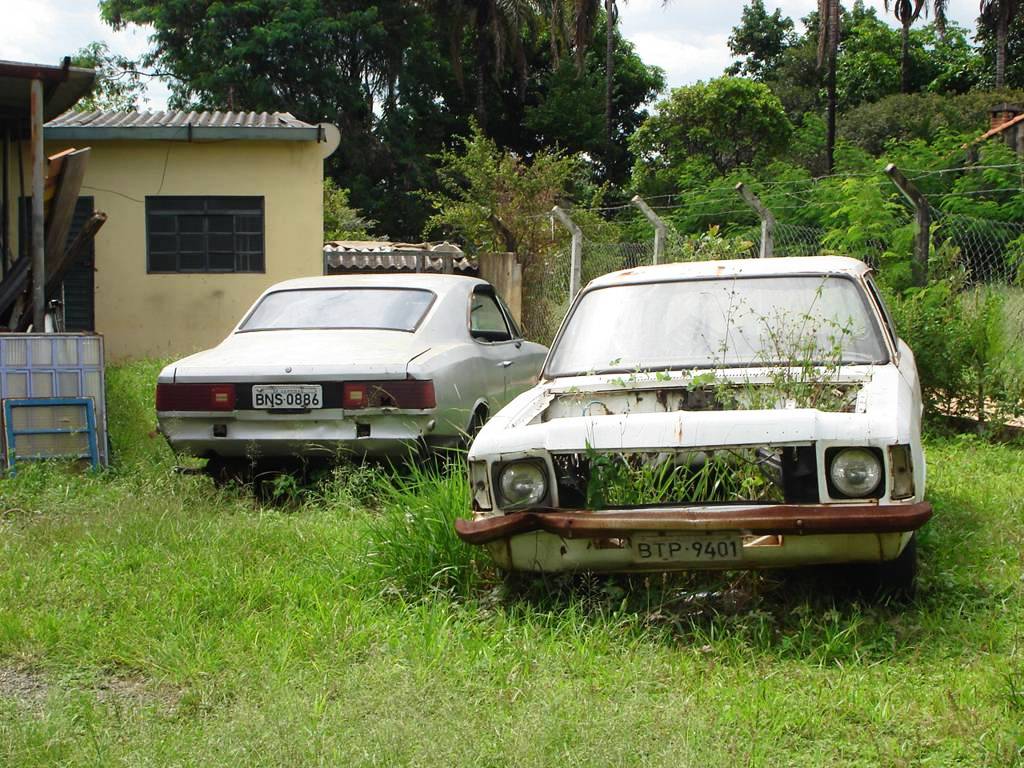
(252, 385), (323, 410)
(633, 534), (743, 564)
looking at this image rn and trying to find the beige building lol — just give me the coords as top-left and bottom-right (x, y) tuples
(20, 110), (337, 359)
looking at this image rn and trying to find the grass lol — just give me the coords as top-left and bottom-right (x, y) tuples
(1, 361), (1023, 766)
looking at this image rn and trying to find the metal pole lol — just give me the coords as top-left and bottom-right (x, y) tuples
(30, 78), (46, 331)
(631, 195), (666, 264)
(735, 182), (775, 259)
(552, 205), (583, 299)
(884, 163), (929, 287)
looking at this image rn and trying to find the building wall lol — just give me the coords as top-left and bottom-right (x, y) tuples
(35, 138), (326, 360)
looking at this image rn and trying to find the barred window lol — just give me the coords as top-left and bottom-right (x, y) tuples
(146, 196), (264, 273)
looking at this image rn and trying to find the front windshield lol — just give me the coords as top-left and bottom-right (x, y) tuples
(545, 275), (888, 377)
(239, 288), (435, 332)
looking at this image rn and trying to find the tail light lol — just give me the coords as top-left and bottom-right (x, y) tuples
(342, 380), (436, 410)
(157, 383), (236, 411)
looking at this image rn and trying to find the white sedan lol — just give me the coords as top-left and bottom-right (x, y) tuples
(457, 257), (931, 595)
(156, 274), (547, 468)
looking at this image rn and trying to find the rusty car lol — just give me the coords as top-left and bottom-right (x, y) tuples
(456, 257), (930, 594)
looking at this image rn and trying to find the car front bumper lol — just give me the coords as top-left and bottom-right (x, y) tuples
(455, 502), (932, 572)
(158, 410), (443, 459)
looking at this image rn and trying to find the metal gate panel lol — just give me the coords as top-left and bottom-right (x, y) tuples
(0, 334), (107, 466)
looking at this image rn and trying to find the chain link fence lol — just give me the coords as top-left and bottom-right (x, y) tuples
(522, 165), (1024, 344)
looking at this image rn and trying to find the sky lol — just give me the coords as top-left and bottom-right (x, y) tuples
(1, 0), (988, 110)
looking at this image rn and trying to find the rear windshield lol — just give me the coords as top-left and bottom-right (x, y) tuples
(239, 288), (435, 332)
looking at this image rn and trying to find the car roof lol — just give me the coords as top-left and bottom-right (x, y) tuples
(262, 273), (487, 296)
(587, 256), (872, 290)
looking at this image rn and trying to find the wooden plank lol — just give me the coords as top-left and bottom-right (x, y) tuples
(44, 147), (90, 269)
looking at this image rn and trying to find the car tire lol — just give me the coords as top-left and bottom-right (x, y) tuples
(850, 533), (918, 601)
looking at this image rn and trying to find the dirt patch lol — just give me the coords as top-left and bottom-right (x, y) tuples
(0, 664), (182, 714)
(0, 665), (50, 712)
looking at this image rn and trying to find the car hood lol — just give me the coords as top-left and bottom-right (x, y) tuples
(469, 364), (916, 456)
(162, 330), (431, 382)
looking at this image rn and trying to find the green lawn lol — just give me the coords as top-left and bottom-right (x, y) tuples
(1, 362), (1023, 767)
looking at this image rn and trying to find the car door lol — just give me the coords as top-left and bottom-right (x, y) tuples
(469, 287), (518, 410)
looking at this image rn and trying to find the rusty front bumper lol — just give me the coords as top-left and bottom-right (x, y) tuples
(455, 502), (933, 545)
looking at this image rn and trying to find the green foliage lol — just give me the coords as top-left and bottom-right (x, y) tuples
(422, 122), (583, 265)
(839, 88), (1024, 154)
(889, 280), (1024, 428)
(584, 449), (782, 509)
(322, 179), (375, 241)
(630, 77), (792, 191)
(70, 41), (145, 112)
(727, 0), (797, 80)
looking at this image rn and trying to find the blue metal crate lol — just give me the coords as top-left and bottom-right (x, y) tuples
(0, 334), (108, 466)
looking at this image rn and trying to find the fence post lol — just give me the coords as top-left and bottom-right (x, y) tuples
(478, 252), (523, 326)
(630, 195), (666, 264)
(885, 163), (929, 287)
(735, 182), (775, 259)
(552, 205), (583, 299)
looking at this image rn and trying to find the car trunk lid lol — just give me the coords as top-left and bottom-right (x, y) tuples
(170, 330), (431, 382)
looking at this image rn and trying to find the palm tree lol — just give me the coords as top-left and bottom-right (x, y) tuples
(933, 0), (949, 37)
(980, 0), (1019, 88)
(425, 0), (541, 128)
(884, 0), (926, 93)
(817, 0), (841, 172)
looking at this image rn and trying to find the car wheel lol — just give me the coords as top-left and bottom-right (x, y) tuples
(465, 408), (487, 445)
(851, 533), (918, 601)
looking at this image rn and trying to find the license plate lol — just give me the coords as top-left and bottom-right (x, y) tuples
(252, 384), (323, 410)
(633, 534), (743, 564)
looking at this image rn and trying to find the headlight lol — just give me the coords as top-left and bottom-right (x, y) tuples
(828, 447), (883, 498)
(497, 461), (548, 508)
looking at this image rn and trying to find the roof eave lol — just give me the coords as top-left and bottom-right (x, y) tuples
(44, 125), (321, 142)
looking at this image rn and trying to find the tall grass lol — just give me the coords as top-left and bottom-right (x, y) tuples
(2, 362), (1024, 766)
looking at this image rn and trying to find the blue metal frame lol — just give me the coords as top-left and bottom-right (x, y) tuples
(3, 397), (99, 474)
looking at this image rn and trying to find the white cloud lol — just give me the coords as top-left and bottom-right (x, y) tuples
(1, 0), (167, 108)
(620, 0), (986, 91)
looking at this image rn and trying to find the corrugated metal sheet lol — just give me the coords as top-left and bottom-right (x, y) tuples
(47, 109), (315, 129)
(322, 241), (476, 274)
(45, 110), (321, 142)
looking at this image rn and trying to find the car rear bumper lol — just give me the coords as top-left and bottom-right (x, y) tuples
(158, 410), (442, 459)
(456, 502), (932, 572)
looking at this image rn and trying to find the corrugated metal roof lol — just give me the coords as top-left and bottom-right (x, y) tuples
(322, 241), (476, 274)
(47, 109), (314, 129)
(45, 109), (322, 142)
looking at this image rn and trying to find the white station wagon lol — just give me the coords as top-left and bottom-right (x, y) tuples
(156, 274), (547, 471)
(457, 257), (931, 594)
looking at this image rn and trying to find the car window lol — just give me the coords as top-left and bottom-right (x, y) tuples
(546, 275), (889, 377)
(470, 291), (512, 342)
(239, 288), (435, 332)
(496, 295), (522, 339)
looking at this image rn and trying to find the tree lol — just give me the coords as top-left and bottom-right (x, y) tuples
(630, 77), (792, 193)
(524, 29), (663, 181)
(727, 0), (796, 80)
(323, 180), (375, 241)
(980, 0), (1020, 87)
(70, 42), (146, 111)
(818, 0), (841, 172)
(884, 0), (927, 92)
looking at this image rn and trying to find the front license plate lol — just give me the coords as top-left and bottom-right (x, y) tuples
(633, 534), (743, 564)
(252, 384), (323, 410)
